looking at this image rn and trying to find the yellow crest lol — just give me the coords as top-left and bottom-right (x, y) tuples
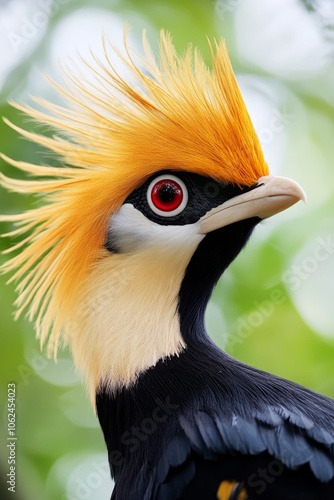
(0, 30), (268, 357)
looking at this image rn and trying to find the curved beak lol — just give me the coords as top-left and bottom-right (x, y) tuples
(199, 176), (306, 235)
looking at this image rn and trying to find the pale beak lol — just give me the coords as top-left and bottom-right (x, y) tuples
(199, 176), (306, 235)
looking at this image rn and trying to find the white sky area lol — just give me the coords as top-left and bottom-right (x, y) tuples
(285, 233), (334, 340)
(0, 2), (147, 95)
(234, 0), (332, 79)
(48, 8), (132, 77)
(0, 0), (46, 89)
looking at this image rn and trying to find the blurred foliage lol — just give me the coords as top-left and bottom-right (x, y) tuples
(0, 0), (334, 499)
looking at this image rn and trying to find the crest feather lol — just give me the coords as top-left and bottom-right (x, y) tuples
(0, 30), (268, 357)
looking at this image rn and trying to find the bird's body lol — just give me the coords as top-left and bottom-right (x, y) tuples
(98, 345), (334, 500)
(1, 31), (333, 499)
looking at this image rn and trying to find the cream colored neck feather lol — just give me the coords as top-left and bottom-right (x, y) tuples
(70, 236), (200, 400)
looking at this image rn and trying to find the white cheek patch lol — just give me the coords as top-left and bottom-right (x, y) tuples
(107, 204), (203, 253)
(71, 204), (205, 398)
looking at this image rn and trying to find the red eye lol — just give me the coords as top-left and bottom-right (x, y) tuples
(152, 180), (182, 211)
(147, 175), (188, 217)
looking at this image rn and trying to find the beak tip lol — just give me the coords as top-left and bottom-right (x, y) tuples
(294, 183), (307, 205)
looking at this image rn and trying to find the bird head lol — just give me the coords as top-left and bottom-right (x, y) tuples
(0, 31), (305, 400)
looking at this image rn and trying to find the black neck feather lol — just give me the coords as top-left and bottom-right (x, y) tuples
(178, 217), (260, 342)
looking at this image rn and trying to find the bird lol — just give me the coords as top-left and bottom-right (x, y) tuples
(1, 30), (334, 500)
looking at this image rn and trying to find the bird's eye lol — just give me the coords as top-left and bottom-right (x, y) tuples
(147, 175), (188, 217)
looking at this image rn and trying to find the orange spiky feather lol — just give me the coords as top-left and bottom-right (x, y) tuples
(0, 30), (268, 363)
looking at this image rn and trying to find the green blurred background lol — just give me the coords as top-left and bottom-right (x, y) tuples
(0, 0), (334, 498)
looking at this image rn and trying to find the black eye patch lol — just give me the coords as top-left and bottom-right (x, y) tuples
(125, 170), (258, 226)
